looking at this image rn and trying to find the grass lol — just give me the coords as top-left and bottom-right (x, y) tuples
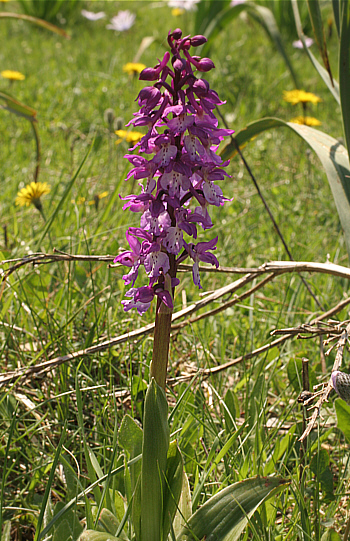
(1, 1), (350, 540)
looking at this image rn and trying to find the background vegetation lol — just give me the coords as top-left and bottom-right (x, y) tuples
(1, 1), (350, 540)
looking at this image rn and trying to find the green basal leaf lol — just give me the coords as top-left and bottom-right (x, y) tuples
(132, 475), (141, 541)
(321, 528), (342, 541)
(97, 508), (128, 541)
(141, 378), (169, 541)
(339, 3), (350, 156)
(172, 471), (192, 539)
(221, 117), (350, 257)
(162, 441), (183, 541)
(78, 532), (124, 541)
(178, 476), (288, 541)
(119, 415), (143, 494)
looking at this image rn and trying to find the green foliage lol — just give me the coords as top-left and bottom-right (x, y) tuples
(17, 0), (81, 25)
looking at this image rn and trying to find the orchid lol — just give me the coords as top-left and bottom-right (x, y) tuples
(115, 29), (234, 314)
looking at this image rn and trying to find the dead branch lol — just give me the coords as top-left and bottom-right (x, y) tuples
(299, 322), (350, 442)
(2, 255), (350, 387)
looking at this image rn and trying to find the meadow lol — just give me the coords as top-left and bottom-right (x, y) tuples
(1, 1), (350, 540)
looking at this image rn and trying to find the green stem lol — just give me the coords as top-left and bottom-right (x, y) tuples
(151, 297), (173, 389)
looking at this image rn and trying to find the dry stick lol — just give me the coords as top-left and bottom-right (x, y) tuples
(203, 295), (350, 378)
(1, 258), (350, 385)
(299, 322), (350, 442)
(0, 272), (262, 386)
(233, 139), (323, 309)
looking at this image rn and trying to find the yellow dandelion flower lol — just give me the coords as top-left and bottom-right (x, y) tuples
(172, 8), (185, 16)
(290, 116), (322, 126)
(283, 89), (322, 105)
(123, 62), (146, 76)
(115, 129), (144, 145)
(88, 191), (109, 205)
(1, 70), (25, 81)
(16, 182), (50, 210)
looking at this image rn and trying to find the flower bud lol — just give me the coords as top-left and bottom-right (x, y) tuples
(190, 35), (207, 47)
(139, 67), (159, 81)
(197, 58), (215, 72)
(332, 371), (350, 403)
(172, 56), (185, 71)
(172, 28), (182, 39)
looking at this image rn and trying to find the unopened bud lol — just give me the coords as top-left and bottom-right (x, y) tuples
(332, 371), (350, 403)
(191, 35), (207, 47)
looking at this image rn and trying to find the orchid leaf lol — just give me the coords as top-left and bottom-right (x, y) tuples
(177, 476), (288, 541)
(221, 118), (350, 257)
(306, 0), (333, 84)
(0, 12), (69, 38)
(141, 378), (169, 541)
(97, 509), (128, 541)
(291, 0), (339, 103)
(118, 414), (142, 494)
(172, 471), (192, 539)
(78, 532), (123, 541)
(339, 2), (350, 156)
(162, 441), (183, 541)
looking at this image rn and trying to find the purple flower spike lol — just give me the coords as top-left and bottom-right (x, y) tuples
(115, 28), (233, 312)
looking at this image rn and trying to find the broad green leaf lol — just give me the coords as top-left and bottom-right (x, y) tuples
(0, 91), (37, 120)
(291, 0), (339, 103)
(221, 117), (350, 257)
(339, 3), (350, 156)
(321, 528), (342, 541)
(335, 398), (350, 443)
(177, 476), (289, 541)
(97, 508), (128, 541)
(0, 12), (69, 38)
(162, 441), (183, 541)
(119, 415), (143, 494)
(172, 472), (192, 539)
(78, 532), (122, 541)
(306, 0), (333, 84)
(52, 519), (73, 541)
(141, 378), (169, 541)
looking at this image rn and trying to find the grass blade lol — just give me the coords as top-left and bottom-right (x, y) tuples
(34, 422), (67, 541)
(36, 141), (93, 248)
